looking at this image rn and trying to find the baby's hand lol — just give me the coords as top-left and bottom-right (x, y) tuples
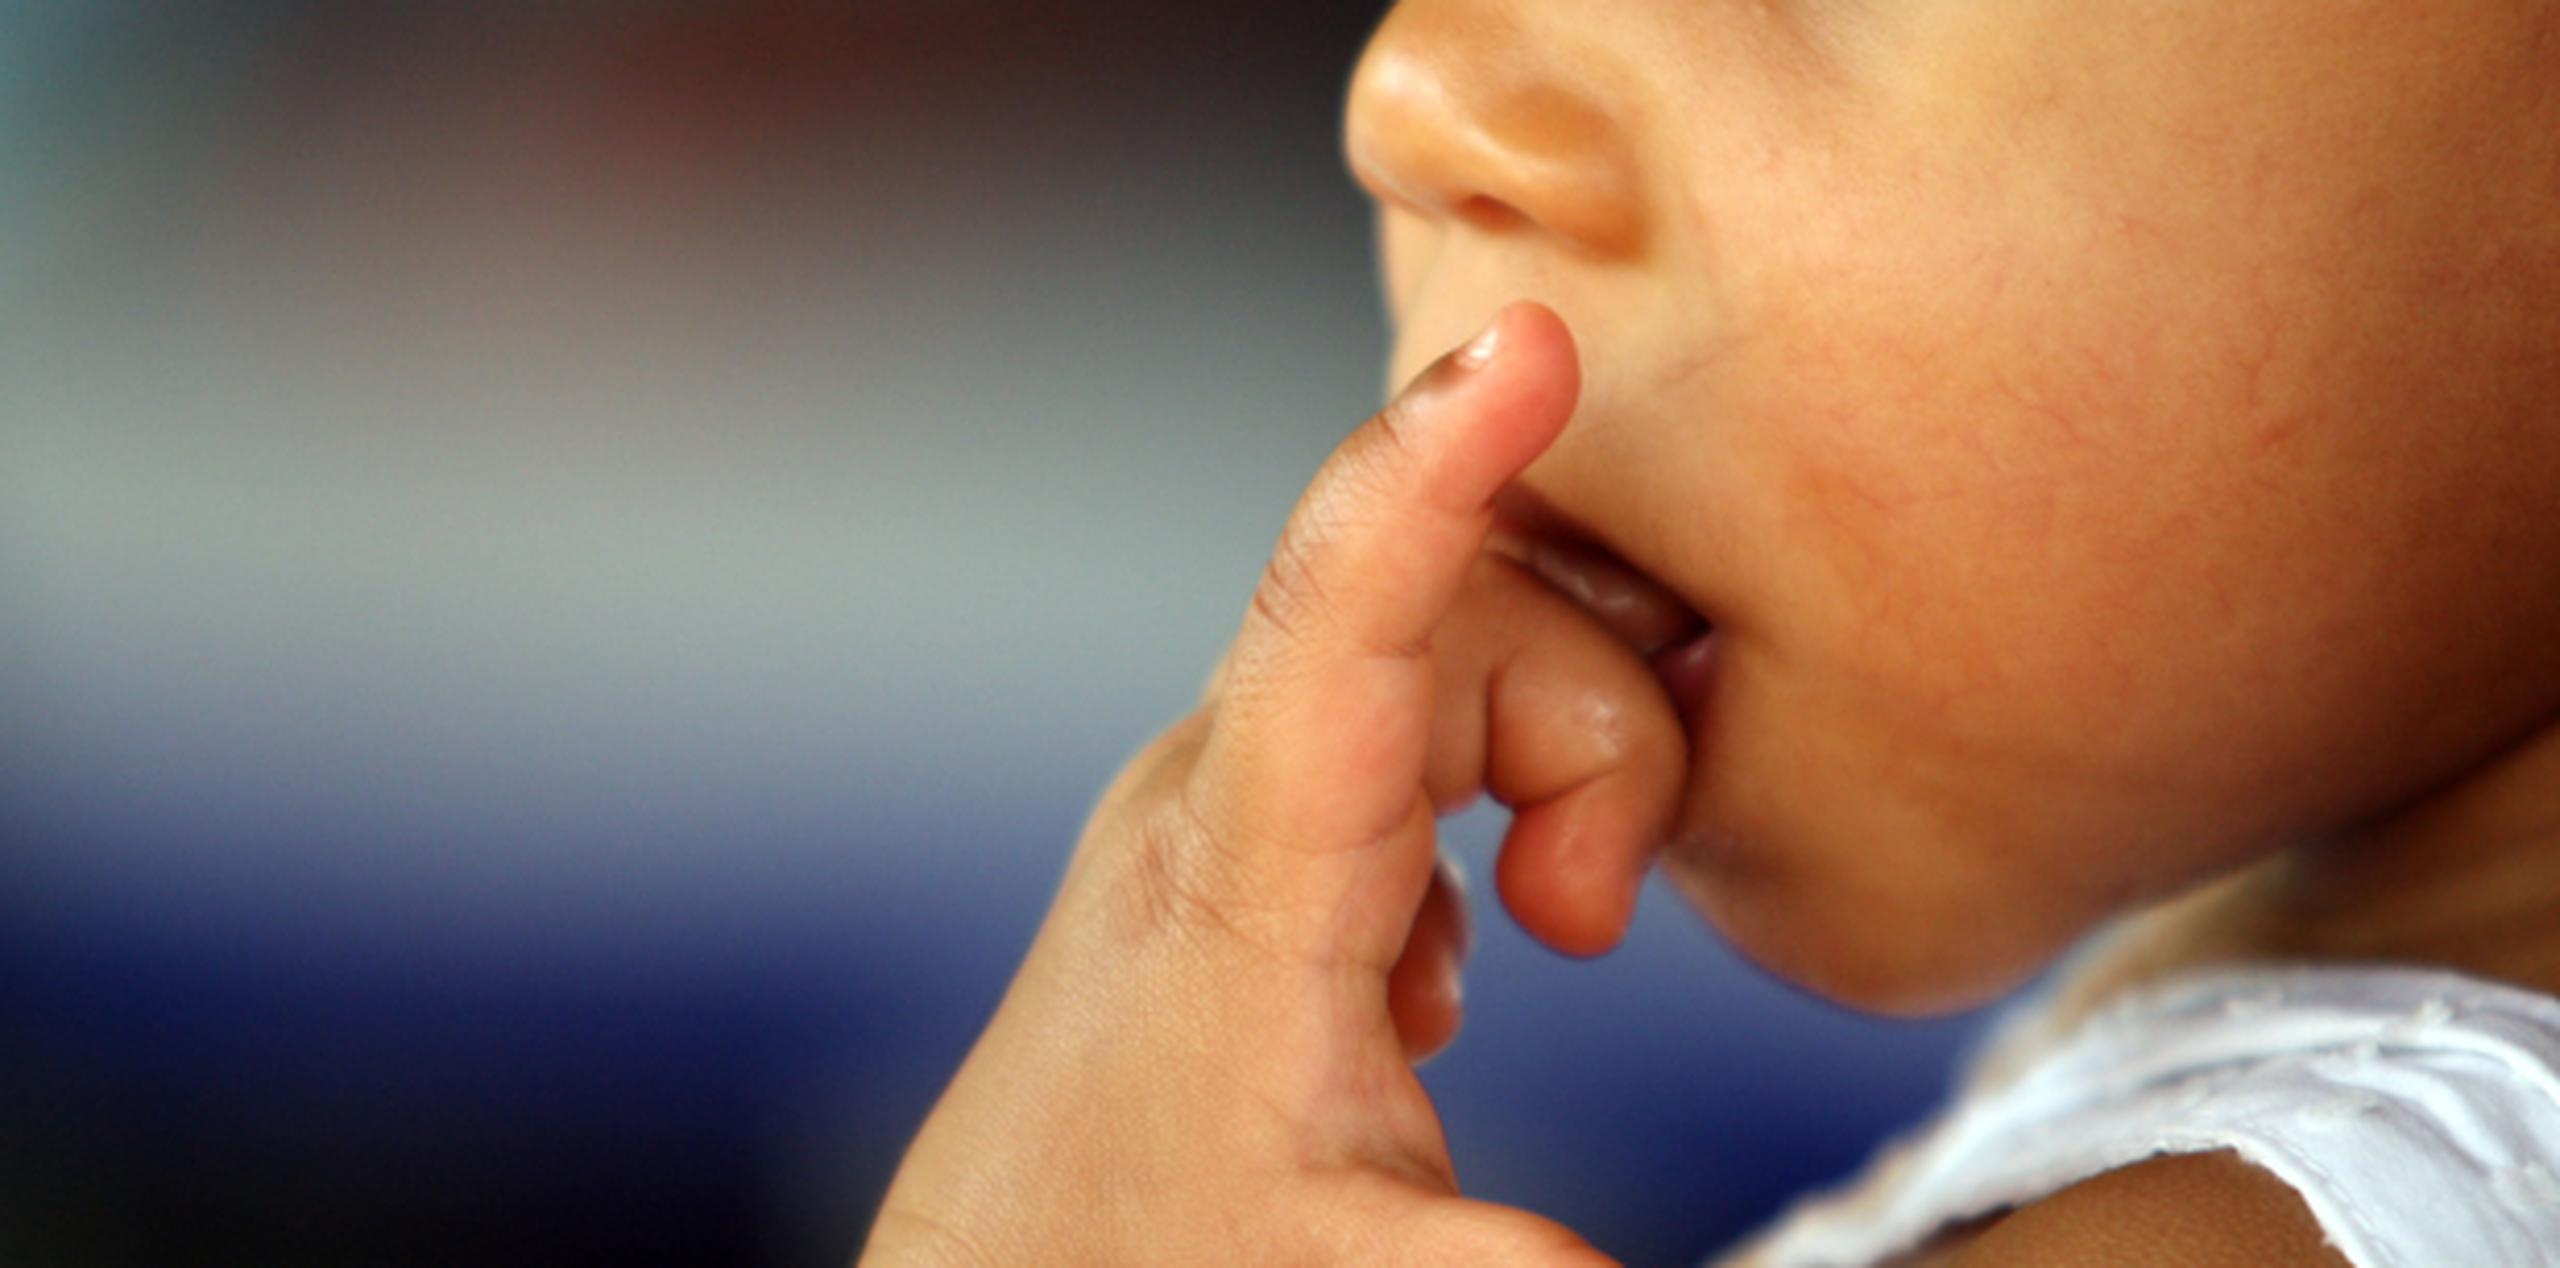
(865, 303), (1685, 1266)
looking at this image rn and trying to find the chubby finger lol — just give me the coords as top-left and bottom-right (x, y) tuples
(1386, 854), (1470, 1062)
(1426, 555), (1687, 958)
(1187, 301), (1580, 967)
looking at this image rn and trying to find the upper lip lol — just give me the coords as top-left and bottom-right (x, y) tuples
(1487, 484), (1710, 657)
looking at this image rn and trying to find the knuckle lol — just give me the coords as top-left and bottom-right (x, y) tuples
(1241, 405), (1453, 665)
(1248, 526), (1334, 651)
(1339, 405), (1428, 518)
(1106, 790), (1274, 961)
(861, 1205), (1004, 1268)
(1248, 451), (1386, 649)
(1361, 394), (1428, 473)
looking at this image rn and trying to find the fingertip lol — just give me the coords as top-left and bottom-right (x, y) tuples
(1471, 299), (1580, 447)
(1489, 299), (1577, 386)
(1493, 795), (1648, 960)
(1390, 299), (1579, 493)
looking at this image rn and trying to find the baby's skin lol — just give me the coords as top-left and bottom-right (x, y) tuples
(869, 2), (2560, 1263)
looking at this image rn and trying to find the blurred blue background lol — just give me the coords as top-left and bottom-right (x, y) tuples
(1, 4), (1999, 1264)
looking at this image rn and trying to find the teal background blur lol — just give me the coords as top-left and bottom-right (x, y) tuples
(1, 5), (1997, 1264)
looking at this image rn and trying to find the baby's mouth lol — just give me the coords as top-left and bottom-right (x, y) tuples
(1486, 490), (1721, 723)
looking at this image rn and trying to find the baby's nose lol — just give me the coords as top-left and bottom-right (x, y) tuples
(1343, 1), (1649, 259)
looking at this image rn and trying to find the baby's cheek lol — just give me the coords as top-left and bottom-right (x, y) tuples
(1752, 328), (2150, 722)
(1772, 265), (2540, 852)
(1656, 306), (2379, 1010)
(1649, 0), (2560, 1010)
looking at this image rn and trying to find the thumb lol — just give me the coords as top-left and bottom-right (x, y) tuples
(1187, 300), (1580, 971)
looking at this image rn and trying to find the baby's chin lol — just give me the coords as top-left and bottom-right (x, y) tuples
(1659, 835), (2098, 1018)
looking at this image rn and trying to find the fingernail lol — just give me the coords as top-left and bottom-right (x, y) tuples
(1453, 312), (1503, 371)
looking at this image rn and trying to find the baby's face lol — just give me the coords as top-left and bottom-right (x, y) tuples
(1349, 1), (2560, 1010)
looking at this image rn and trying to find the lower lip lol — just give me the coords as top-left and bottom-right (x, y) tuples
(1650, 627), (1721, 726)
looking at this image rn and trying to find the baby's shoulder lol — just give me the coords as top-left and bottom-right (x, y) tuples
(1904, 1150), (2345, 1267)
(1728, 962), (2560, 1266)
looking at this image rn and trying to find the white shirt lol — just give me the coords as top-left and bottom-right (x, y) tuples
(1726, 962), (2560, 1266)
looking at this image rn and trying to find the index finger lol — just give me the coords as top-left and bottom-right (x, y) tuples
(1188, 301), (1581, 955)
